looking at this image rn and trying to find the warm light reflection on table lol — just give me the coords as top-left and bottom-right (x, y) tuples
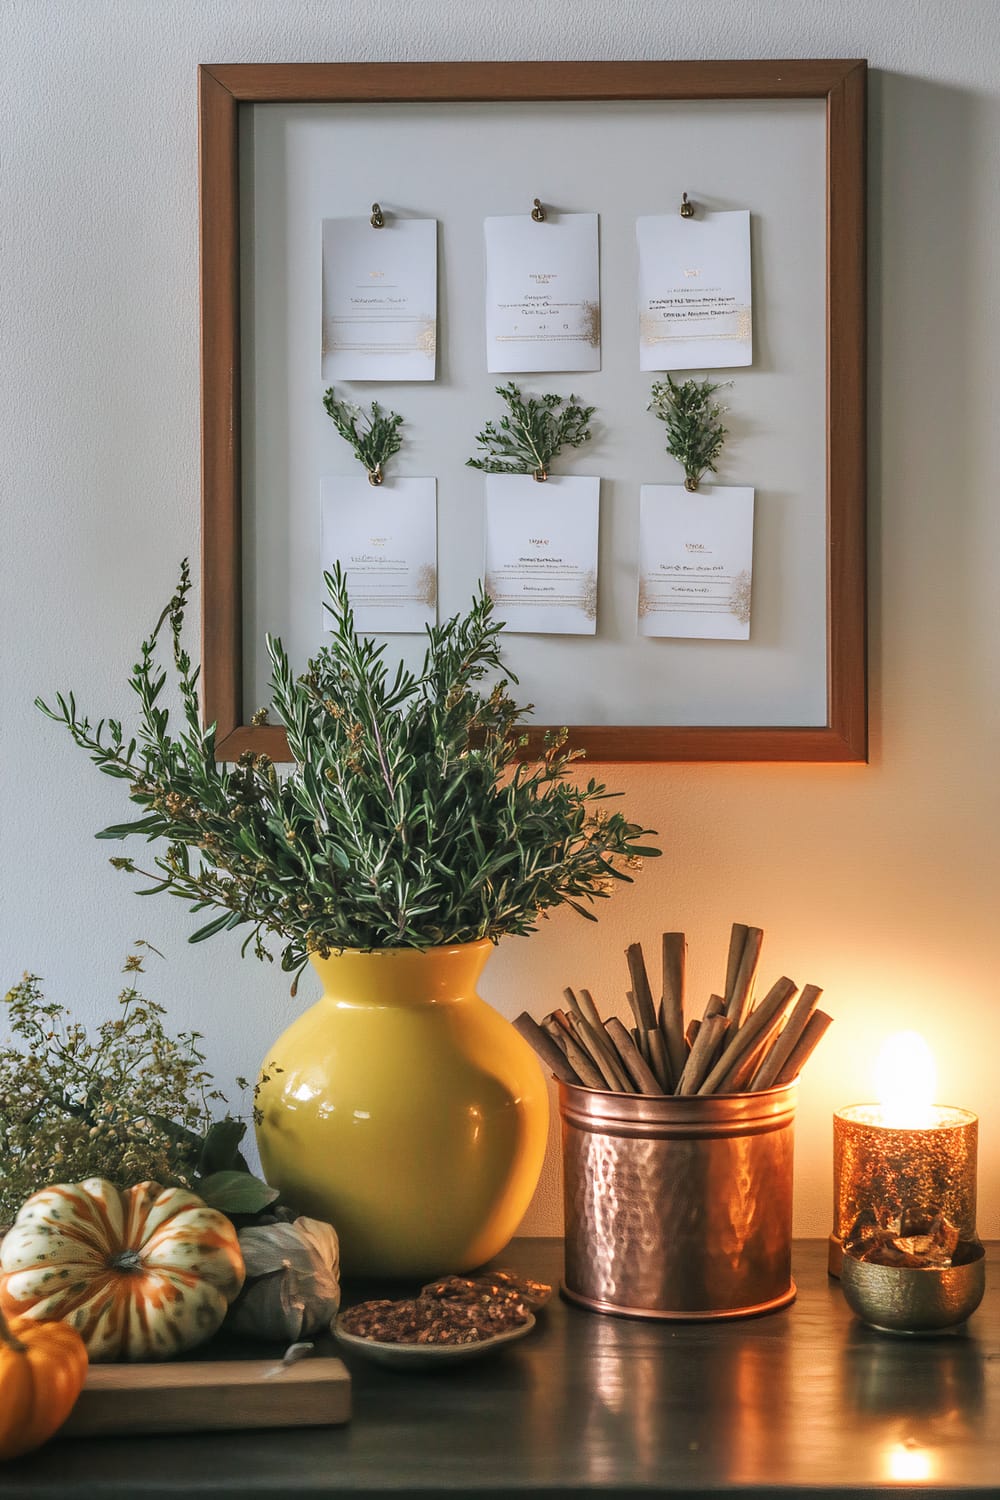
(884, 1439), (936, 1484)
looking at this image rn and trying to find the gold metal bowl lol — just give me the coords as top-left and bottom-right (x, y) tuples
(840, 1244), (986, 1334)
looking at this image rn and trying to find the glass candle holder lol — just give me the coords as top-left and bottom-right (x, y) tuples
(829, 1103), (978, 1276)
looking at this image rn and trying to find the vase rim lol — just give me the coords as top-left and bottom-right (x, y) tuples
(308, 938), (494, 959)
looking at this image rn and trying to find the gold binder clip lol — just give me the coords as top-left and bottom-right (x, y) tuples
(680, 192), (695, 219)
(370, 203), (385, 229)
(530, 198), (546, 222)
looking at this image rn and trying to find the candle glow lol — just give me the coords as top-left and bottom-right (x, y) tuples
(873, 1030), (937, 1129)
(830, 1029), (979, 1275)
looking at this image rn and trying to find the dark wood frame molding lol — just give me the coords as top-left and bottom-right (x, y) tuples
(199, 59), (867, 764)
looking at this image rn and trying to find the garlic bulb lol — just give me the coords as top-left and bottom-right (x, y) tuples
(226, 1216), (341, 1342)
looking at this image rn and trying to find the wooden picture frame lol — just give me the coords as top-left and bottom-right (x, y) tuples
(199, 60), (866, 763)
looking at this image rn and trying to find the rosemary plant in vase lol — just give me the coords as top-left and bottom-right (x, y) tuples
(37, 563), (659, 1276)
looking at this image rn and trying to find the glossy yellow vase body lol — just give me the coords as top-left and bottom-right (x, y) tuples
(254, 942), (548, 1278)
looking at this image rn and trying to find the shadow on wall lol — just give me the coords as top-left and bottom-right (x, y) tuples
(867, 69), (994, 769)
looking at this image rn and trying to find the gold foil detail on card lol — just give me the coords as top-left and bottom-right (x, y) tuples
(729, 569), (752, 625)
(415, 563), (437, 609)
(581, 570), (597, 621)
(581, 301), (600, 348)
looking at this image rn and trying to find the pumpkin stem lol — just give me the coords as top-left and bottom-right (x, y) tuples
(0, 1303), (27, 1354)
(109, 1249), (144, 1273)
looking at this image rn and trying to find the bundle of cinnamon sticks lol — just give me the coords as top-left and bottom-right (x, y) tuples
(514, 923), (832, 1097)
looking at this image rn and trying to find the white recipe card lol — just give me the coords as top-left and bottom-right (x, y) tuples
(484, 212), (600, 373)
(638, 484), (754, 640)
(484, 474), (599, 634)
(637, 210), (752, 371)
(321, 476), (437, 634)
(322, 218), (437, 381)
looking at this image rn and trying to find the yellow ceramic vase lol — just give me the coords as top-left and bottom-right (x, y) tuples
(254, 941), (548, 1279)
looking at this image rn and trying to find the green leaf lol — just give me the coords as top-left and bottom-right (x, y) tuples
(196, 1170), (279, 1215)
(96, 815), (164, 840)
(198, 1117), (250, 1176)
(189, 912), (238, 943)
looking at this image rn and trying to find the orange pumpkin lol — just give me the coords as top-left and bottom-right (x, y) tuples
(0, 1305), (88, 1461)
(0, 1178), (245, 1362)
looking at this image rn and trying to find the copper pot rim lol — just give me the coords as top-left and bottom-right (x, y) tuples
(558, 1077), (797, 1133)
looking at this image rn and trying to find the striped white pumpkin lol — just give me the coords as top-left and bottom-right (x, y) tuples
(0, 1178), (245, 1361)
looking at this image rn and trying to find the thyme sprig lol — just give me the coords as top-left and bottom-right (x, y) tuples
(37, 562), (659, 985)
(467, 382), (595, 480)
(648, 375), (729, 492)
(322, 386), (404, 484)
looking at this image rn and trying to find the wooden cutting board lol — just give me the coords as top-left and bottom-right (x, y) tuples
(59, 1356), (351, 1437)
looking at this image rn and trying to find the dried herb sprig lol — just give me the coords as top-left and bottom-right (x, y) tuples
(648, 375), (729, 492)
(0, 949), (276, 1222)
(322, 386), (404, 485)
(37, 562), (660, 985)
(467, 382), (595, 481)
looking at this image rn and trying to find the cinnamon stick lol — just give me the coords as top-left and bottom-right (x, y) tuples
(750, 983), (823, 1091)
(625, 944), (658, 1032)
(604, 1017), (666, 1095)
(725, 925), (764, 1028)
(676, 1014), (731, 1095)
(773, 1010), (834, 1086)
(576, 1014), (634, 1093)
(685, 1017), (701, 1049)
(562, 987), (586, 1021)
(541, 1014), (604, 1089)
(577, 988), (606, 1033)
(723, 1032), (776, 1093)
(645, 1028), (673, 1092)
(723, 923), (749, 1008)
(698, 994), (729, 1071)
(699, 976), (796, 1095)
(513, 1013), (584, 1086)
(659, 932), (687, 1083)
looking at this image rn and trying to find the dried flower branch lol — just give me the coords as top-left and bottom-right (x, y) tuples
(322, 387), (404, 485)
(648, 375), (729, 492)
(0, 951), (280, 1223)
(467, 382), (595, 481)
(36, 562), (660, 985)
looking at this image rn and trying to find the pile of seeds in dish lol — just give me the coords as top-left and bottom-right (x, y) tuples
(338, 1269), (551, 1345)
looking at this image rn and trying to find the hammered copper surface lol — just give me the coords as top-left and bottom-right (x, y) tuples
(560, 1082), (796, 1319)
(832, 1106), (978, 1248)
(840, 1243), (986, 1332)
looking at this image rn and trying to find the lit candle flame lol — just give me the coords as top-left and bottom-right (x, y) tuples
(873, 1031), (937, 1128)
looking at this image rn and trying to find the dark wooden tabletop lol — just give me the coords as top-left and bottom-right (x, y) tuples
(2, 1239), (997, 1499)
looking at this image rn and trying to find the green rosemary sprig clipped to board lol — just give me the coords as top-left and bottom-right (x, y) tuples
(322, 387), (404, 486)
(467, 382), (595, 482)
(648, 375), (729, 492)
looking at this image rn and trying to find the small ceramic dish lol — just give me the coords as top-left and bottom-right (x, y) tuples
(332, 1312), (536, 1371)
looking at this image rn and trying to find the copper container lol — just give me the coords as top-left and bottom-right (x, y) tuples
(559, 1080), (797, 1320)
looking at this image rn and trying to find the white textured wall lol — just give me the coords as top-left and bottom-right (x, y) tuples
(3, 1), (999, 1240)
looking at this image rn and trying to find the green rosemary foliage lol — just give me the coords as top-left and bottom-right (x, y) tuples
(467, 382), (595, 477)
(648, 375), (729, 491)
(0, 950), (226, 1220)
(322, 387), (404, 478)
(37, 563), (659, 979)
